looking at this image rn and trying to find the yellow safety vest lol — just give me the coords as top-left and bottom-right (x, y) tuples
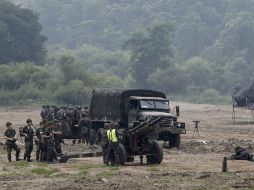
(107, 129), (118, 142)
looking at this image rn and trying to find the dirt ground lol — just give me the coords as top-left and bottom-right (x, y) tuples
(1, 102), (254, 190)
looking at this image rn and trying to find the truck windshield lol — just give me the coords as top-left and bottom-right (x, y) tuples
(140, 100), (169, 110)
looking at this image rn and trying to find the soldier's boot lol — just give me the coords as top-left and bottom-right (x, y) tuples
(27, 153), (32, 162)
(72, 139), (76, 145)
(36, 151), (40, 161)
(16, 148), (20, 161)
(23, 152), (27, 161)
(8, 153), (11, 162)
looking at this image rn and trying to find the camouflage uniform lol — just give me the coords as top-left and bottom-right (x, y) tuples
(4, 123), (20, 162)
(22, 120), (34, 162)
(101, 123), (109, 164)
(43, 128), (58, 162)
(78, 117), (91, 145)
(35, 123), (46, 161)
(52, 121), (63, 154)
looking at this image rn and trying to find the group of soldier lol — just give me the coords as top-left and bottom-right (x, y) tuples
(4, 118), (63, 162)
(41, 105), (91, 144)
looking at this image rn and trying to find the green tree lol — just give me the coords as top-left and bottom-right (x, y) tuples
(182, 57), (212, 89)
(0, 1), (46, 64)
(123, 23), (174, 87)
(58, 55), (90, 85)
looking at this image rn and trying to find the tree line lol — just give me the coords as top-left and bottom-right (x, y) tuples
(2, 0), (254, 105)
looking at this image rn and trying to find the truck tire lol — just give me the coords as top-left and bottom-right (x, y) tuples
(168, 134), (180, 149)
(146, 140), (163, 164)
(118, 143), (127, 165)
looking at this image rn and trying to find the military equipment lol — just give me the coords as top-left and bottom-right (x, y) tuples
(232, 81), (254, 123)
(89, 88), (186, 165)
(232, 80), (254, 107)
(90, 88), (185, 148)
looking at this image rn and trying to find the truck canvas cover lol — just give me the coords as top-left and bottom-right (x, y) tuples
(90, 88), (166, 121)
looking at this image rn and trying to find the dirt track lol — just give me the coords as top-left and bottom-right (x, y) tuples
(1, 102), (254, 190)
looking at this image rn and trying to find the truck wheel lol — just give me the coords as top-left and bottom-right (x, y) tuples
(118, 143), (127, 165)
(146, 140), (163, 164)
(168, 134), (180, 149)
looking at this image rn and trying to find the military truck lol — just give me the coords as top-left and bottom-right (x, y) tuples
(89, 88), (186, 165)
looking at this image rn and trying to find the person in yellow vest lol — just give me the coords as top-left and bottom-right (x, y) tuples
(106, 122), (120, 165)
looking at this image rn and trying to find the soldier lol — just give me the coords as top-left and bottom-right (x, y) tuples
(35, 121), (46, 161)
(42, 125), (58, 162)
(101, 123), (110, 164)
(4, 122), (20, 162)
(106, 122), (120, 165)
(52, 120), (63, 154)
(83, 105), (89, 118)
(22, 119), (35, 162)
(231, 146), (254, 161)
(78, 114), (91, 145)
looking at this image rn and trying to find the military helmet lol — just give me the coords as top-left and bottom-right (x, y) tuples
(104, 123), (110, 129)
(26, 118), (32, 123)
(6, 122), (12, 127)
(84, 105), (88, 109)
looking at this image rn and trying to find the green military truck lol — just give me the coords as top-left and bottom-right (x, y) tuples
(89, 88), (186, 165)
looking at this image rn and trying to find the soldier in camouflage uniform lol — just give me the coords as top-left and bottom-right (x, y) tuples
(52, 120), (63, 154)
(101, 123), (110, 164)
(41, 122), (59, 162)
(22, 119), (34, 162)
(4, 122), (20, 162)
(35, 120), (46, 161)
(78, 114), (91, 145)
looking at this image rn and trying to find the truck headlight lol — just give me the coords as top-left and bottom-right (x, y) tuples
(177, 123), (182, 127)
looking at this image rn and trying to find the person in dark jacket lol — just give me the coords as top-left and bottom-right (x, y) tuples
(4, 122), (20, 162)
(22, 119), (34, 162)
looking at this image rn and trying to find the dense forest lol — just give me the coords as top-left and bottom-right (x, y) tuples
(1, 0), (254, 105)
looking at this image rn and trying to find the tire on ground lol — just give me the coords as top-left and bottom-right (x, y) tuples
(118, 143), (127, 165)
(146, 140), (163, 164)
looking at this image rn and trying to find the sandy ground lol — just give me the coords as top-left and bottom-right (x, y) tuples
(0, 102), (254, 190)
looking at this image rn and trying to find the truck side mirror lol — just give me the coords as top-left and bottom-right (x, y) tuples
(176, 106), (180, 117)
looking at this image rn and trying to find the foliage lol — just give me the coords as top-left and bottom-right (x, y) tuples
(5, 0), (254, 104)
(0, 0), (46, 64)
(31, 167), (59, 175)
(123, 23), (174, 87)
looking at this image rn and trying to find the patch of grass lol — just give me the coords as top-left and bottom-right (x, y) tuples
(79, 167), (89, 175)
(148, 165), (159, 172)
(4, 171), (18, 176)
(96, 171), (113, 178)
(108, 165), (119, 171)
(77, 163), (103, 175)
(12, 161), (29, 168)
(2, 166), (8, 171)
(31, 167), (59, 175)
(34, 162), (48, 167)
